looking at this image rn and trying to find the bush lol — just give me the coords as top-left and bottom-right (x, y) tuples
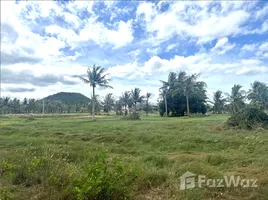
(73, 149), (140, 200)
(226, 107), (268, 129)
(121, 112), (141, 120)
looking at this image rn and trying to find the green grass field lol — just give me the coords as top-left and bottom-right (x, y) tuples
(0, 114), (268, 200)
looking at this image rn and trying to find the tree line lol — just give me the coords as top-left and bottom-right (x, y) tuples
(159, 71), (268, 116)
(0, 90), (157, 116)
(1, 65), (267, 118)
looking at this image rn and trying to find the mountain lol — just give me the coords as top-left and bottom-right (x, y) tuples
(42, 92), (90, 105)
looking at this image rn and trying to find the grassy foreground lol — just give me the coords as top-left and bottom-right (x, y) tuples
(0, 114), (268, 200)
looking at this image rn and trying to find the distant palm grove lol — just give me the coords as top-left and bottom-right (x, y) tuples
(0, 66), (267, 116)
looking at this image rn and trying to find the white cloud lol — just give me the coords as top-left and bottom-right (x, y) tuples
(211, 37), (236, 55)
(166, 44), (176, 52)
(255, 5), (268, 19)
(214, 38), (229, 49)
(79, 19), (134, 48)
(137, 1), (252, 44)
(241, 44), (257, 52)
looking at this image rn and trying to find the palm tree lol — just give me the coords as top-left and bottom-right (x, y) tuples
(145, 92), (152, 116)
(120, 91), (131, 115)
(210, 90), (226, 114)
(88, 95), (102, 115)
(183, 73), (202, 116)
(76, 65), (112, 120)
(159, 73), (177, 117)
(226, 84), (246, 115)
(160, 72), (177, 91)
(131, 88), (144, 112)
(103, 93), (115, 114)
(159, 88), (168, 116)
(248, 81), (268, 110)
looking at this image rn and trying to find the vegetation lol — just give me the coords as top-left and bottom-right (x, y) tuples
(1, 64), (268, 199)
(1, 115), (268, 200)
(44, 92), (90, 105)
(76, 65), (113, 120)
(227, 106), (268, 129)
(248, 81), (268, 110)
(102, 93), (115, 114)
(159, 71), (207, 117)
(210, 90), (226, 114)
(226, 84), (246, 115)
(131, 88), (144, 112)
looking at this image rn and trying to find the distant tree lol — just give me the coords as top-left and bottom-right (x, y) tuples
(88, 95), (102, 115)
(76, 65), (113, 120)
(226, 84), (246, 115)
(120, 91), (131, 115)
(131, 88), (144, 112)
(114, 100), (123, 115)
(183, 73), (204, 116)
(145, 92), (152, 116)
(210, 90), (226, 114)
(159, 88), (168, 116)
(248, 81), (268, 110)
(103, 93), (115, 114)
(159, 71), (207, 116)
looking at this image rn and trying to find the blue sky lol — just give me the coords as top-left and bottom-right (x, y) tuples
(1, 0), (268, 102)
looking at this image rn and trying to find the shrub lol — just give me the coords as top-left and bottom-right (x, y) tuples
(73, 149), (140, 200)
(121, 112), (141, 120)
(0, 160), (15, 176)
(0, 189), (15, 200)
(226, 106), (268, 129)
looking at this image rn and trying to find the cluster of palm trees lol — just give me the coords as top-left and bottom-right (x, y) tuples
(159, 71), (207, 116)
(0, 97), (89, 114)
(211, 82), (268, 115)
(76, 65), (153, 120)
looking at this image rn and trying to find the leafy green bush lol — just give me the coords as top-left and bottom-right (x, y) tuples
(121, 112), (141, 120)
(73, 149), (139, 200)
(0, 189), (15, 200)
(227, 106), (268, 129)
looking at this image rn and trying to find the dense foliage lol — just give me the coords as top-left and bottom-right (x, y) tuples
(227, 107), (268, 129)
(159, 71), (207, 116)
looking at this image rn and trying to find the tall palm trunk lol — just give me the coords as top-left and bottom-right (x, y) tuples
(92, 86), (95, 120)
(186, 94), (190, 116)
(146, 100), (148, 116)
(124, 104), (128, 115)
(164, 94), (168, 116)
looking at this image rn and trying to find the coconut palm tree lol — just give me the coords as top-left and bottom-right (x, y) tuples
(103, 93), (115, 114)
(183, 73), (202, 116)
(120, 91), (131, 115)
(76, 65), (112, 120)
(248, 81), (268, 110)
(88, 95), (102, 115)
(159, 87), (168, 116)
(145, 92), (152, 116)
(159, 73), (177, 116)
(210, 90), (226, 114)
(226, 84), (246, 115)
(131, 88), (144, 112)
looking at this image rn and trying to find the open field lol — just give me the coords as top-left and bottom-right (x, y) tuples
(1, 114), (268, 200)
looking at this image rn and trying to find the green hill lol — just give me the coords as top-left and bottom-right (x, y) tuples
(43, 92), (90, 104)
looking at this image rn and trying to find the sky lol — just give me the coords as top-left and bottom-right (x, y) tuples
(1, 0), (268, 103)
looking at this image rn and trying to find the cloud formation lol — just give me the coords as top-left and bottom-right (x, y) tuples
(1, 0), (267, 101)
